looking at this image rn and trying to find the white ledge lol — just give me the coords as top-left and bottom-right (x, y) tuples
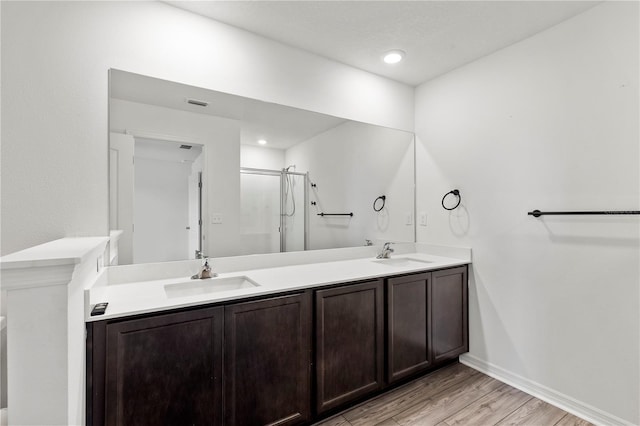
(0, 237), (109, 290)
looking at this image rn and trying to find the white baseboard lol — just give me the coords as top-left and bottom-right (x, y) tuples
(459, 353), (637, 426)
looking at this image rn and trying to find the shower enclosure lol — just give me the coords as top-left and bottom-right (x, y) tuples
(240, 167), (308, 255)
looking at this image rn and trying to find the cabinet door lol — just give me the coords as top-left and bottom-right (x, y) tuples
(224, 292), (311, 426)
(315, 280), (384, 413)
(104, 307), (223, 426)
(432, 266), (468, 364)
(387, 272), (431, 383)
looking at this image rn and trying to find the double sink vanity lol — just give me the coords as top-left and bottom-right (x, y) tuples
(86, 245), (470, 426)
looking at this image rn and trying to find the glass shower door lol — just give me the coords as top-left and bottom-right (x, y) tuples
(240, 170), (281, 255)
(281, 171), (306, 252)
(240, 168), (307, 254)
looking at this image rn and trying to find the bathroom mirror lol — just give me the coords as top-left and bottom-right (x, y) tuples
(109, 69), (415, 264)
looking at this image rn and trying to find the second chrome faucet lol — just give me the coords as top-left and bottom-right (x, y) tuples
(376, 242), (394, 259)
(191, 258), (217, 279)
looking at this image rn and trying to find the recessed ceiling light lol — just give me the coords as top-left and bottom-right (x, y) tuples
(383, 50), (405, 64)
(258, 139), (267, 145)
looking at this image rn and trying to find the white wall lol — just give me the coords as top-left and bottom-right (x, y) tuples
(108, 133), (135, 265)
(286, 121), (415, 250)
(0, 0), (413, 256)
(240, 145), (285, 170)
(415, 2), (639, 424)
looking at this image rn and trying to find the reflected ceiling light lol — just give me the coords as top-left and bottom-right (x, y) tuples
(258, 139), (267, 145)
(383, 50), (405, 64)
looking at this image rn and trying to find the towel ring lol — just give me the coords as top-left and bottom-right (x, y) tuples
(442, 189), (461, 211)
(373, 195), (386, 212)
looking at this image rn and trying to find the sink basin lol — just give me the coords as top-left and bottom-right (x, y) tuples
(165, 276), (259, 298)
(372, 257), (432, 267)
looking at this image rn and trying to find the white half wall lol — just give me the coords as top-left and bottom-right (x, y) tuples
(415, 2), (639, 424)
(0, 0), (413, 256)
(0, 237), (109, 425)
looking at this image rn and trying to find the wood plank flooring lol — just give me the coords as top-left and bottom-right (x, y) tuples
(313, 363), (592, 426)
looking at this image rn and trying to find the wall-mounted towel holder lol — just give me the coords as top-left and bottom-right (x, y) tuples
(317, 212), (353, 217)
(373, 195), (386, 212)
(528, 209), (640, 217)
(442, 189), (461, 211)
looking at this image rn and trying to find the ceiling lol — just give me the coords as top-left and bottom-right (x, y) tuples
(136, 138), (203, 163)
(165, 1), (600, 86)
(110, 70), (347, 149)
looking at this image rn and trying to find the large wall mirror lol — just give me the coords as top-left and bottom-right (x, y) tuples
(109, 69), (415, 264)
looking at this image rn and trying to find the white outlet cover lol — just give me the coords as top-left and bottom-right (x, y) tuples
(419, 212), (427, 226)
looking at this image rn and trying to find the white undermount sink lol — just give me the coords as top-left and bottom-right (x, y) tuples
(371, 257), (433, 267)
(164, 276), (260, 298)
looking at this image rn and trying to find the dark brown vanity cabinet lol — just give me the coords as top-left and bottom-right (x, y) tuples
(87, 265), (468, 425)
(387, 272), (432, 383)
(431, 266), (468, 364)
(386, 266), (468, 384)
(224, 292), (312, 426)
(88, 306), (224, 426)
(315, 279), (385, 413)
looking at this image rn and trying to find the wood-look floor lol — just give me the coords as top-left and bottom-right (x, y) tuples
(314, 363), (592, 426)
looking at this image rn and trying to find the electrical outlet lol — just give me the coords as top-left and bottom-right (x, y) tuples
(419, 212), (427, 226)
(211, 213), (223, 224)
(406, 213), (413, 225)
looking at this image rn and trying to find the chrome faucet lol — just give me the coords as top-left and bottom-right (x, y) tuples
(191, 258), (217, 279)
(376, 242), (394, 259)
(195, 249), (207, 259)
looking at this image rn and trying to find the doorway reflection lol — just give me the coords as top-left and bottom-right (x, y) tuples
(132, 138), (203, 263)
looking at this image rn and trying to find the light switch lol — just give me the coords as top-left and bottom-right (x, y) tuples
(406, 212), (413, 225)
(419, 212), (427, 226)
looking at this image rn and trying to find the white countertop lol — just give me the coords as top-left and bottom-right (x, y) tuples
(88, 250), (470, 321)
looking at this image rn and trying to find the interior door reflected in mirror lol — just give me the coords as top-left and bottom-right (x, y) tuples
(109, 69), (415, 264)
(110, 133), (204, 264)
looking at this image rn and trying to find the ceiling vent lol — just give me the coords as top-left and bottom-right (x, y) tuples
(179, 144), (193, 150)
(186, 98), (209, 107)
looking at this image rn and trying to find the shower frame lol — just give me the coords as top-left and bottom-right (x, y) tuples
(240, 167), (309, 253)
